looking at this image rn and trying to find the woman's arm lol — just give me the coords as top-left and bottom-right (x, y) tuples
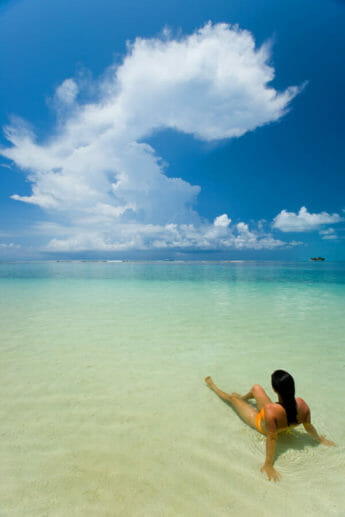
(261, 432), (280, 481)
(260, 406), (281, 481)
(303, 408), (336, 446)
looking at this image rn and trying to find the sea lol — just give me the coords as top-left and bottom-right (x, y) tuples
(0, 261), (344, 516)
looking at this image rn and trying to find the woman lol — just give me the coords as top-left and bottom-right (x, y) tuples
(205, 370), (335, 481)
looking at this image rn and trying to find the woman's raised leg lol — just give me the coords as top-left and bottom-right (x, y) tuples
(241, 384), (272, 410)
(205, 376), (258, 430)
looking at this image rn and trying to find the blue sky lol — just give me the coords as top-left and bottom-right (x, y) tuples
(0, 0), (344, 260)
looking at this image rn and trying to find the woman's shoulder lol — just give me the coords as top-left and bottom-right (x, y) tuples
(296, 397), (309, 410)
(296, 397), (310, 422)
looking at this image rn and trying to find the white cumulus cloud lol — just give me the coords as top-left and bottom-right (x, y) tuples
(272, 206), (343, 233)
(55, 79), (79, 106)
(1, 23), (301, 252)
(214, 214), (231, 227)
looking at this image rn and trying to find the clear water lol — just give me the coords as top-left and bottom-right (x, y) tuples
(0, 261), (344, 516)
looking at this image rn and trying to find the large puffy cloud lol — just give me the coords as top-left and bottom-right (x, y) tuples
(272, 206), (343, 233)
(1, 23), (300, 252)
(113, 22), (299, 140)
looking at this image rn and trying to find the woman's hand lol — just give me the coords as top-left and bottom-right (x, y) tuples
(320, 435), (336, 447)
(260, 463), (281, 482)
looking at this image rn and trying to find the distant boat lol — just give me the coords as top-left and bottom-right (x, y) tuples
(310, 257), (325, 261)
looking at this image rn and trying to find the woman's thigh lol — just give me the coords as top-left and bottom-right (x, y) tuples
(252, 384), (272, 410)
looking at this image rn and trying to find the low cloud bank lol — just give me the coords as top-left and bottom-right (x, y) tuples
(43, 218), (288, 252)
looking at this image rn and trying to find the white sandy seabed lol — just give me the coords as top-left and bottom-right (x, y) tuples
(0, 263), (344, 516)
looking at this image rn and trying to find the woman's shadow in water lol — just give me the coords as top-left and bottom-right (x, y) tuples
(220, 398), (319, 459)
(274, 430), (318, 461)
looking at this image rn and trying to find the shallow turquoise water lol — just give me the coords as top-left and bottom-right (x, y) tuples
(0, 262), (344, 516)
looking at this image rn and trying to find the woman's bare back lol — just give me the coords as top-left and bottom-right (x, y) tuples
(263, 397), (310, 433)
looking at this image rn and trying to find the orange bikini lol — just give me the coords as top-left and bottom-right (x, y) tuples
(256, 408), (265, 434)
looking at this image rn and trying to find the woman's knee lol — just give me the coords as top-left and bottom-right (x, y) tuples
(252, 384), (264, 395)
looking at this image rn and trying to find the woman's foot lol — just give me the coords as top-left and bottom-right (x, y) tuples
(205, 376), (215, 389)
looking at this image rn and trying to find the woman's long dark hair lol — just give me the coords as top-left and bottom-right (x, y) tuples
(271, 370), (297, 425)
